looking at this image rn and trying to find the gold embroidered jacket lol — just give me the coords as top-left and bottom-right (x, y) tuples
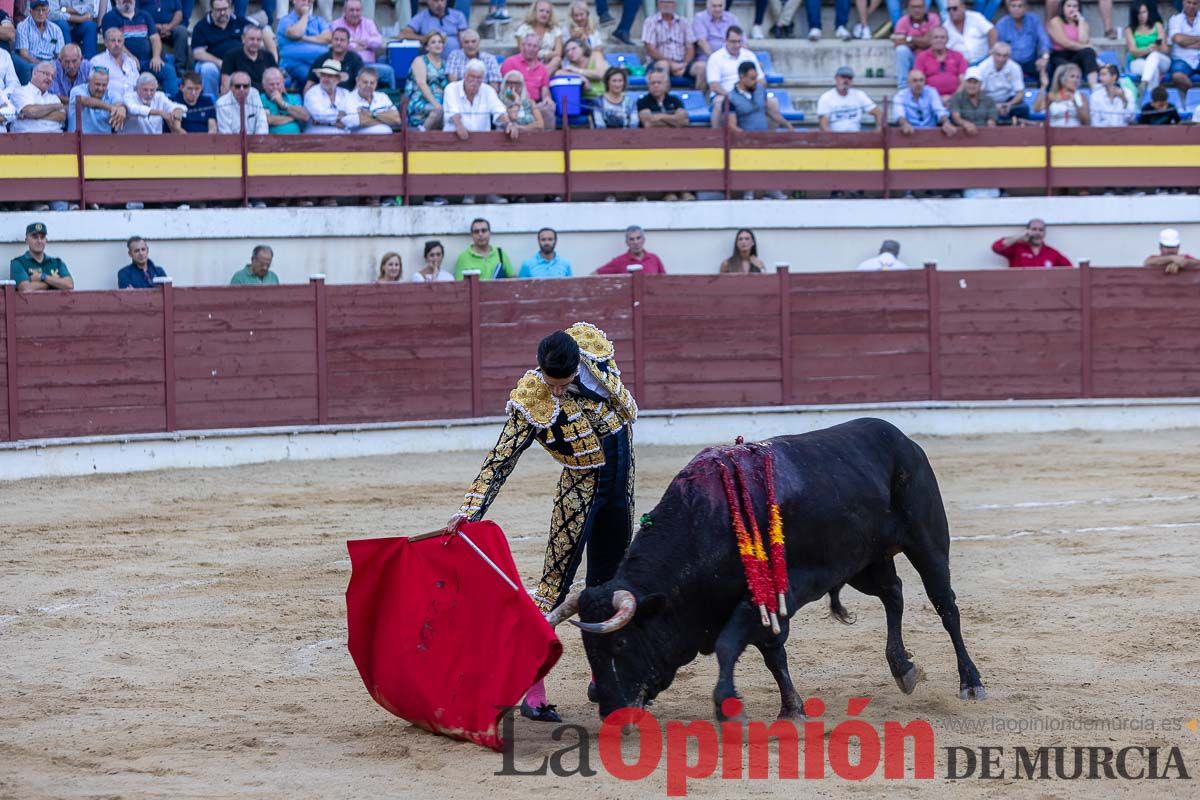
(459, 322), (638, 520)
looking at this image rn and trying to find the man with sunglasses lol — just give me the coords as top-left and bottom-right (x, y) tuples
(454, 218), (513, 279)
(215, 69), (267, 133)
(446, 323), (639, 723)
(944, 0), (996, 66)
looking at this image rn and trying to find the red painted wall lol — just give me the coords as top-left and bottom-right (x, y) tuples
(1, 267), (1198, 443)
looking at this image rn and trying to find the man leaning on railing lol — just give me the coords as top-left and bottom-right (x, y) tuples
(443, 58), (516, 141)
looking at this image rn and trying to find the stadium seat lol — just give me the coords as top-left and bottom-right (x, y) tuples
(753, 50), (785, 85)
(1024, 87), (1045, 121)
(766, 89), (805, 122)
(1166, 88), (1195, 121)
(606, 52), (647, 87)
(677, 91), (711, 125)
(1097, 51), (1119, 68)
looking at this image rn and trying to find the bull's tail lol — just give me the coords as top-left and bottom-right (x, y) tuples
(828, 585), (856, 625)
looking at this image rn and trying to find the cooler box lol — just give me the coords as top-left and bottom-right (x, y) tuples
(549, 75), (584, 116)
(387, 41), (422, 84)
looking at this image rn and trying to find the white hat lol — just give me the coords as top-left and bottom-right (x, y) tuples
(1159, 228), (1181, 248)
(964, 66), (983, 82)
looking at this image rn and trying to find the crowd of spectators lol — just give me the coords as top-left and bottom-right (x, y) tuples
(3, 0), (1197, 142)
(1, 0), (1198, 211)
(8, 217), (1197, 294)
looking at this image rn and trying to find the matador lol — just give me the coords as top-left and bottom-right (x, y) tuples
(446, 322), (638, 722)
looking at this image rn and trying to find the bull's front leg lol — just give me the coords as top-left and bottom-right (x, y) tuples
(754, 631), (804, 720)
(711, 600), (763, 723)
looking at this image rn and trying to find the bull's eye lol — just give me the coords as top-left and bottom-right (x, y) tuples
(613, 637), (626, 652)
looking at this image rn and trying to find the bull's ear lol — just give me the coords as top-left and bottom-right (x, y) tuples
(636, 593), (667, 619)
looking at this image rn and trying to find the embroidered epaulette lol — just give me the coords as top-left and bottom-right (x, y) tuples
(566, 321), (614, 363)
(506, 370), (559, 429)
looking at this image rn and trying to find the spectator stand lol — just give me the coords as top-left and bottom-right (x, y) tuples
(1164, 89), (1198, 121)
(3, 266), (1200, 444)
(3, 110), (1200, 206)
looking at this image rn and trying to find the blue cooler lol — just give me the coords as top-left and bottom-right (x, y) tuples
(387, 41), (422, 84)
(549, 75), (584, 117)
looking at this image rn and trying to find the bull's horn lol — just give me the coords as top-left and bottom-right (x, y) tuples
(570, 590), (637, 634)
(544, 589), (583, 627)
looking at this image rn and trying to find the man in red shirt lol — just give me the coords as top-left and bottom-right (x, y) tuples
(991, 219), (1072, 268)
(1143, 228), (1200, 274)
(595, 225), (667, 274)
(499, 33), (554, 129)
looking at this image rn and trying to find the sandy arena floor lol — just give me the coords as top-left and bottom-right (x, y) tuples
(2, 427), (1199, 799)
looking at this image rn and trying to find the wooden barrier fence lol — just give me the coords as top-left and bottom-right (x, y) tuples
(2, 267), (1198, 444)
(1, 125), (1197, 205)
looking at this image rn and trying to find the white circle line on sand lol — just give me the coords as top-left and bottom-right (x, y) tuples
(0, 579), (220, 627)
(952, 520), (1200, 542)
(963, 493), (1200, 511)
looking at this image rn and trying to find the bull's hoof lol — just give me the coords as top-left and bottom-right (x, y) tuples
(777, 706), (805, 721)
(587, 680), (598, 704)
(895, 665), (925, 695)
(959, 684), (987, 701)
(714, 702), (748, 725)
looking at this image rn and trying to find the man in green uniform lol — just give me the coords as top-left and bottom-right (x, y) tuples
(11, 222), (74, 292)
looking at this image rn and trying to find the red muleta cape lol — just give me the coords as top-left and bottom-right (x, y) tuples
(345, 521), (562, 751)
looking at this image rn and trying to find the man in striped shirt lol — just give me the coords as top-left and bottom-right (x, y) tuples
(642, 0), (704, 88)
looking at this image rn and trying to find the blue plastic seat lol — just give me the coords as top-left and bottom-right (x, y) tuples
(677, 90), (712, 125)
(1097, 51), (1119, 68)
(605, 52), (642, 71)
(1024, 87), (1045, 121)
(605, 52), (647, 87)
(1166, 88), (1195, 121)
(766, 89), (805, 122)
(753, 50), (785, 85)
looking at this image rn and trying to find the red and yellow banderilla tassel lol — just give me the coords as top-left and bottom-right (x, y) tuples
(763, 448), (788, 616)
(732, 457), (780, 634)
(718, 460), (774, 629)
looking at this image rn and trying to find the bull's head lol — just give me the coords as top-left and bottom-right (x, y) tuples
(548, 584), (680, 718)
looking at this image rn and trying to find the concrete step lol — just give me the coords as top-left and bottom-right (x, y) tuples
(224, 0), (1129, 83)
(226, 0), (1138, 44)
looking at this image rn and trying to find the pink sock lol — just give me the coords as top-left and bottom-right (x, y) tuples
(525, 678), (548, 707)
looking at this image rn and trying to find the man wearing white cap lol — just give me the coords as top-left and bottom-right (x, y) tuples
(1144, 229), (1199, 274)
(948, 66), (997, 134)
(817, 66), (881, 132)
(857, 240), (913, 271)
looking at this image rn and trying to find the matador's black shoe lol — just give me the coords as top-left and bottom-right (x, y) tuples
(520, 699), (562, 723)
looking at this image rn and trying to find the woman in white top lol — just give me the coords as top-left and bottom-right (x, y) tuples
(377, 252), (403, 282)
(514, 0), (564, 74)
(567, 1), (604, 54)
(1035, 63), (1090, 127)
(1088, 64), (1134, 127)
(411, 241), (455, 283)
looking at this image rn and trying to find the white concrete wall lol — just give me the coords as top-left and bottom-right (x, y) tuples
(2, 399), (1198, 481)
(2, 195), (1196, 290)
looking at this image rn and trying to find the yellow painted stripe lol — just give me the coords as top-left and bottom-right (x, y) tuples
(889, 146), (1045, 171)
(247, 151), (406, 177)
(83, 154), (241, 179)
(570, 148), (724, 173)
(1052, 144), (1200, 169)
(731, 148), (884, 172)
(0, 154), (77, 179)
(408, 150), (563, 175)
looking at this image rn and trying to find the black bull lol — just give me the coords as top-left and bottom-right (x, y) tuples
(553, 418), (986, 719)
